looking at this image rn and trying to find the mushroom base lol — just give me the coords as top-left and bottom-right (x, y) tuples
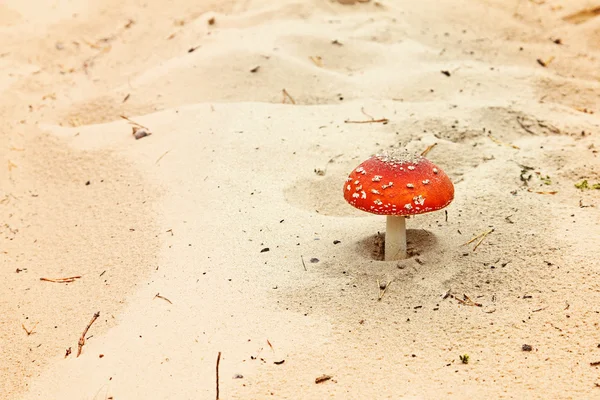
(385, 215), (407, 261)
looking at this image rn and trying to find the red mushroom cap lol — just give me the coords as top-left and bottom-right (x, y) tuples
(343, 150), (454, 215)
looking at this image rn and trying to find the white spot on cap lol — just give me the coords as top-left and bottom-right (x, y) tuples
(352, 193), (359, 198)
(354, 180), (360, 185)
(361, 191), (367, 199)
(404, 203), (412, 210)
(433, 168), (438, 174)
(371, 189), (380, 194)
(346, 177), (352, 182)
(346, 185), (351, 191)
(372, 175), (382, 182)
(406, 183), (414, 188)
(408, 165), (415, 170)
(356, 167), (365, 173)
(413, 195), (425, 205)
(382, 182), (394, 190)
(355, 185), (362, 191)
(422, 179), (430, 185)
(374, 199), (383, 205)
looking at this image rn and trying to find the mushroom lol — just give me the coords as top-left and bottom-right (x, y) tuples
(343, 150), (454, 261)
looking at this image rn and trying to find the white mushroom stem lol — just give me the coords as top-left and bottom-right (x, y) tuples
(385, 215), (407, 261)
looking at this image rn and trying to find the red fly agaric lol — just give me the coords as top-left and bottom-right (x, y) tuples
(343, 150), (454, 261)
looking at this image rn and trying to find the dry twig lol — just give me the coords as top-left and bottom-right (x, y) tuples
(377, 279), (393, 301)
(527, 188), (558, 195)
(537, 56), (555, 67)
(309, 56), (323, 67)
(40, 276), (81, 283)
(120, 115), (149, 130)
(216, 351), (222, 400)
(563, 7), (600, 24)
(461, 294), (482, 307)
(421, 143), (438, 156)
(516, 116), (536, 135)
(22, 322), (38, 336)
(462, 229), (494, 251)
(77, 312), (100, 357)
(155, 150), (171, 165)
(315, 374), (332, 384)
(345, 107), (388, 124)
(154, 293), (173, 304)
(444, 291), (482, 307)
(488, 134), (520, 149)
(282, 89), (296, 104)
(575, 107), (594, 114)
(345, 117), (388, 124)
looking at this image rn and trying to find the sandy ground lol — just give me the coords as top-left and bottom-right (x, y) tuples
(1, 0), (600, 399)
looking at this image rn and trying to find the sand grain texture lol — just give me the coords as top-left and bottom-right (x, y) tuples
(1, 0), (599, 399)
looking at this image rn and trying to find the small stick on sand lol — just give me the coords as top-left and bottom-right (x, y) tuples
(120, 115), (149, 130)
(282, 89), (296, 104)
(345, 116), (389, 124)
(472, 229), (494, 252)
(8, 160), (17, 172)
(309, 56), (323, 67)
(154, 293), (173, 304)
(40, 276), (81, 283)
(301, 255), (307, 271)
(344, 107), (389, 124)
(315, 374), (332, 384)
(421, 142), (438, 156)
(155, 150), (171, 165)
(360, 107), (375, 120)
(487, 134), (520, 149)
(22, 322), (38, 336)
(462, 228), (494, 252)
(345, 118), (389, 124)
(536, 56), (555, 67)
(516, 116), (536, 135)
(462, 294), (482, 307)
(216, 351), (222, 400)
(450, 293), (482, 307)
(574, 107), (594, 115)
(77, 312), (100, 357)
(377, 279), (393, 301)
(527, 188), (558, 195)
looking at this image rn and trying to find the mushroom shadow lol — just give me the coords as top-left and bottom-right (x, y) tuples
(355, 229), (439, 261)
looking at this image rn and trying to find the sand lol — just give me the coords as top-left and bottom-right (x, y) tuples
(1, 0), (599, 398)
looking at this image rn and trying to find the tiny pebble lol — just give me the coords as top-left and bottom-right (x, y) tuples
(522, 344), (533, 352)
(310, 258), (319, 263)
(233, 374), (243, 379)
